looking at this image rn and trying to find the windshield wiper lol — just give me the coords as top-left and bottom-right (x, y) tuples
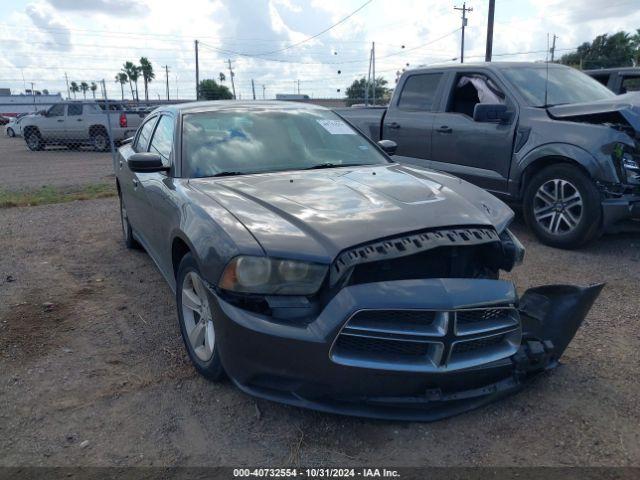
(304, 162), (364, 170)
(210, 171), (246, 177)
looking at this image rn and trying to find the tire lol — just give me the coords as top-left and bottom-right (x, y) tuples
(25, 130), (43, 151)
(523, 164), (602, 249)
(92, 130), (110, 152)
(119, 193), (140, 250)
(7, 128), (15, 138)
(176, 253), (225, 382)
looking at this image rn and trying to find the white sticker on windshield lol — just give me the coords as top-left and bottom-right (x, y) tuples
(317, 119), (356, 135)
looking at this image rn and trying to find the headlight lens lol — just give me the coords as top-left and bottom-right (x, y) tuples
(499, 228), (525, 271)
(219, 256), (328, 295)
(621, 152), (640, 185)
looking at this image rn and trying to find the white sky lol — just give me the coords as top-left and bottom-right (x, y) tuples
(0, 0), (639, 100)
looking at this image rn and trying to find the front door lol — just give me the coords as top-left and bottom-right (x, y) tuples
(64, 103), (85, 141)
(39, 103), (66, 140)
(430, 72), (517, 194)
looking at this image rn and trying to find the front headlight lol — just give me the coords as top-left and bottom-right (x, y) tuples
(499, 228), (525, 271)
(621, 152), (640, 185)
(219, 256), (328, 295)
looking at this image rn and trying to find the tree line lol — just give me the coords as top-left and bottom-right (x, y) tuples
(560, 29), (640, 69)
(114, 57), (155, 101)
(68, 81), (98, 99)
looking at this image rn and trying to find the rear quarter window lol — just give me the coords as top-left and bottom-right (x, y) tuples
(397, 73), (443, 111)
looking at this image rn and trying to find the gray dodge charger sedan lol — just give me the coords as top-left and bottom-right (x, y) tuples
(115, 101), (602, 421)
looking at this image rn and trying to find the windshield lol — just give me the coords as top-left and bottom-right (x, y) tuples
(501, 66), (615, 107)
(182, 108), (390, 178)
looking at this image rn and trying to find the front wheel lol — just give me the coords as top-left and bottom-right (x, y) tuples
(176, 253), (225, 382)
(523, 164), (602, 249)
(119, 193), (140, 250)
(6, 127), (15, 137)
(92, 130), (110, 152)
(25, 130), (43, 151)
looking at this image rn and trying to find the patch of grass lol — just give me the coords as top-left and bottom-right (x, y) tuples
(0, 183), (116, 208)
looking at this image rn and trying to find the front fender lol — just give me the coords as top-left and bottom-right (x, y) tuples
(517, 143), (613, 182)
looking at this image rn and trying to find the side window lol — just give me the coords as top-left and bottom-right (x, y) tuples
(621, 75), (640, 93)
(591, 74), (609, 87)
(48, 104), (65, 117)
(148, 115), (174, 163)
(397, 73), (443, 111)
(68, 104), (83, 116)
(135, 117), (157, 152)
(448, 74), (506, 117)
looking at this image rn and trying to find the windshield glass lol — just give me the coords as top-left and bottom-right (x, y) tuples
(182, 108), (390, 178)
(501, 66), (615, 107)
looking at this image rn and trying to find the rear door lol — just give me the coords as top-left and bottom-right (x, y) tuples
(381, 71), (444, 168)
(429, 70), (517, 194)
(120, 114), (158, 244)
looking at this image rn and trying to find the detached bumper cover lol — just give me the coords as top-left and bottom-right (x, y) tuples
(602, 193), (640, 229)
(209, 279), (603, 421)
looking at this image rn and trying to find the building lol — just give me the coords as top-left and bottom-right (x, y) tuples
(0, 90), (63, 117)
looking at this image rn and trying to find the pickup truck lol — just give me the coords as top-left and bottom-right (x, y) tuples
(336, 62), (640, 249)
(21, 101), (145, 152)
(586, 67), (640, 94)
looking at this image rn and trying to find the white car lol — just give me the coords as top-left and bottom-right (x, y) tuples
(5, 113), (30, 138)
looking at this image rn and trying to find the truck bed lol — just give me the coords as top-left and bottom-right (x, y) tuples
(334, 106), (386, 141)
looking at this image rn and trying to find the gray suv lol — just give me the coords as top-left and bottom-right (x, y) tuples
(337, 63), (640, 248)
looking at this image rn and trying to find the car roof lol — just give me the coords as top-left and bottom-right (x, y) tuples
(157, 100), (328, 115)
(404, 61), (572, 74)
(584, 67), (640, 75)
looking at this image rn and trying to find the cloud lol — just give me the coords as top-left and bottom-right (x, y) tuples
(25, 3), (72, 52)
(46, 0), (145, 16)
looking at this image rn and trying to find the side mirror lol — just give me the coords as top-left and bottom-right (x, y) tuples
(127, 152), (169, 173)
(378, 139), (398, 156)
(473, 103), (509, 123)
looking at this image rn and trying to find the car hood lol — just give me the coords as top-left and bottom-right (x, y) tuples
(190, 164), (513, 263)
(547, 92), (640, 133)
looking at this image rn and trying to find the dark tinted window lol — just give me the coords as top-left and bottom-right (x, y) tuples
(135, 117), (157, 152)
(149, 115), (174, 162)
(397, 73), (442, 110)
(48, 104), (64, 117)
(621, 75), (640, 93)
(68, 104), (83, 116)
(590, 74), (609, 86)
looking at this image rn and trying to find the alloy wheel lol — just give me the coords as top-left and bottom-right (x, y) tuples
(533, 178), (583, 235)
(181, 271), (215, 362)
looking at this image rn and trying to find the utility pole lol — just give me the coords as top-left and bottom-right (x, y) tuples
(227, 59), (236, 99)
(262, 84), (266, 100)
(454, 2), (473, 63)
(251, 79), (256, 100)
(365, 45), (373, 106)
(64, 72), (70, 99)
(194, 40), (200, 100)
(550, 34), (558, 62)
(372, 41), (376, 105)
(485, 0), (495, 61)
(297, 79), (301, 95)
(163, 65), (170, 100)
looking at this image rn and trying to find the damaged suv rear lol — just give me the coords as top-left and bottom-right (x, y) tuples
(115, 101), (602, 421)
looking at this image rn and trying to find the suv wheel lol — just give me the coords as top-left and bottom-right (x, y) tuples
(176, 253), (225, 381)
(523, 164), (602, 249)
(25, 130), (43, 151)
(7, 127), (15, 137)
(92, 130), (110, 152)
(119, 193), (140, 249)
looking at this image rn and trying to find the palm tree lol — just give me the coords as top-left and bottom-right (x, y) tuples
(90, 82), (98, 99)
(115, 73), (128, 100)
(139, 57), (155, 101)
(70, 81), (79, 99)
(122, 61), (140, 101)
(80, 81), (89, 99)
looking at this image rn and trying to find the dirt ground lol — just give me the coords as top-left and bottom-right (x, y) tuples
(0, 134), (113, 191)
(0, 197), (639, 467)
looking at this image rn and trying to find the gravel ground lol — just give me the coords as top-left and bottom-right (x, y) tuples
(0, 134), (114, 191)
(0, 197), (639, 467)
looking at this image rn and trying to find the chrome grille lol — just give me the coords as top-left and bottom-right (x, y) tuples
(330, 306), (521, 372)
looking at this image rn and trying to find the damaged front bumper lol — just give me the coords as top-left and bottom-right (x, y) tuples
(210, 278), (603, 421)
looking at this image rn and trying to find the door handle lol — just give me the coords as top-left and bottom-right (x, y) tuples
(57, 119), (64, 122)
(436, 126), (452, 134)
(132, 178), (139, 188)
(386, 122), (401, 129)
(76, 118), (82, 122)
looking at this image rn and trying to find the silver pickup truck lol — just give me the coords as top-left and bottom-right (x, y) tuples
(21, 101), (145, 152)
